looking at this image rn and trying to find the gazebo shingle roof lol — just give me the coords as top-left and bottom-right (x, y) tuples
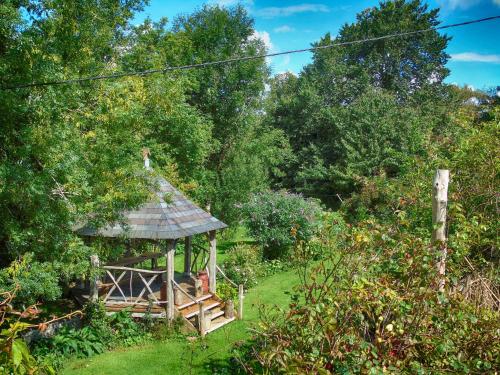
(77, 177), (227, 239)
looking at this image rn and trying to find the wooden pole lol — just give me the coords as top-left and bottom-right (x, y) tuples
(90, 255), (100, 302)
(199, 303), (206, 337)
(166, 240), (176, 321)
(432, 169), (449, 292)
(208, 230), (217, 294)
(238, 284), (244, 320)
(184, 236), (192, 276)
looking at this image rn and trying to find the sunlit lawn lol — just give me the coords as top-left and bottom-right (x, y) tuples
(61, 231), (301, 375)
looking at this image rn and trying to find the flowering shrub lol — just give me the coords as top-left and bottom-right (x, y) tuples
(222, 244), (261, 288)
(241, 191), (322, 259)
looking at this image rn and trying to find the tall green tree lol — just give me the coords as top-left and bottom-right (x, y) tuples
(173, 5), (290, 222)
(0, 1), (211, 300)
(337, 0), (449, 98)
(267, 0), (452, 201)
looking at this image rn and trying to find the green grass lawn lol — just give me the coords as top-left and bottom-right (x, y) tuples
(61, 232), (300, 375)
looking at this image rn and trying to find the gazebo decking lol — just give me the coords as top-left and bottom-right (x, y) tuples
(73, 267), (236, 333)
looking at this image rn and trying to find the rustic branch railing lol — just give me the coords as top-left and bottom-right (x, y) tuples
(215, 265), (238, 288)
(172, 280), (198, 305)
(102, 266), (167, 305)
(215, 265), (244, 319)
(172, 279), (208, 336)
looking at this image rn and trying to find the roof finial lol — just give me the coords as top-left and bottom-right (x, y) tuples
(142, 147), (151, 169)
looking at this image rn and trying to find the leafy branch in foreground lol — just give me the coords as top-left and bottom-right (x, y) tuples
(0, 286), (82, 375)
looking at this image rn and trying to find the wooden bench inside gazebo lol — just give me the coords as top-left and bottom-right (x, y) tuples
(73, 155), (243, 336)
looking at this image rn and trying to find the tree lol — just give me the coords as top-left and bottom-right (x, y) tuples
(267, 0), (452, 201)
(0, 1), (212, 298)
(173, 5), (290, 223)
(337, 0), (449, 98)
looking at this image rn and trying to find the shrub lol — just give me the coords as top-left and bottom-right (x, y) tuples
(242, 222), (500, 373)
(33, 304), (151, 369)
(241, 191), (322, 259)
(222, 244), (261, 288)
(0, 255), (61, 306)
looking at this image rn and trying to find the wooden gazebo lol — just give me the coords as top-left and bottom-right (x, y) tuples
(75, 155), (243, 335)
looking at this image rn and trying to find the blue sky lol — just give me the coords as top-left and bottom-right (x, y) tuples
(135, 0), (500, 90)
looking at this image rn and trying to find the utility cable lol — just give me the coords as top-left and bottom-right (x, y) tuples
(1, 15), (499, 90)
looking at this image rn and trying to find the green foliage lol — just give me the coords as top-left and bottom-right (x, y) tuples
(241, 191), (322, 259)
(244, 221), (500, 373)
(0, 255), (61, 306)
(33, 304), (151, 370)
(0, 1), (286, 303)
(266, 0), (452, 200)
(172, 5), (291, 224)
(1, 287), (56, 375)
(239, 98), (499, 372)
(216, 282), (237, 303)
(337, 0), (449, 97)
(344, 102), (499, 281)
(222, 244), (261, 288)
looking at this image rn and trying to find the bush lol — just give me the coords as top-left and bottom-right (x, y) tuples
(241, 191), (322, 259)
(33, 303), (151, 369)
(222, 244), (261, 288)
(0, 255), (61, 306)
(242, 221), (500, 374)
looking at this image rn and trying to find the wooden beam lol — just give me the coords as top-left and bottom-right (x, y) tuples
(184, 236), (192, 276)
(199, 303), (206, 337)
(432, 169), (449, 293)
(90, 255), (100, 302)
(208, 230), (216, 294)
(165, 240), (176, 321)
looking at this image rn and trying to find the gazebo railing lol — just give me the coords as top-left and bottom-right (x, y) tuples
(216, 265), (244, 320)
(102, 266), (167, 305)
(172, 280), (210, 336)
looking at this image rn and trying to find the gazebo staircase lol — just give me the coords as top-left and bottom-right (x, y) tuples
(177, 293), (236, 334)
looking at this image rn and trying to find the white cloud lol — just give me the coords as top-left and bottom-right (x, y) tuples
(494, 0), (500, 5)
(249, 30), (274, 51)
(437, 0), (481, 10)
(212, 0), (253, 7)
(255, 3), (329, 18)
(274, 25), (295, 33)
(450, 52), (500, 63)
(281, 55), (291, 66)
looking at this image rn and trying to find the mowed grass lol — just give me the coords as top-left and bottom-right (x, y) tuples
(61, 233), (301, 375)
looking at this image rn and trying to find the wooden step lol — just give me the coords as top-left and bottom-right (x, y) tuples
(208, 308), (225, 320)
(177, 294), (212, 310)
(183, 300), (221, 319)
(205, 316), (236, 334)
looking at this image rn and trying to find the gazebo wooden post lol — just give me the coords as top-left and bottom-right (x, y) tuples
(184, 236), (192, 276)
(165, 239), (176, 321)
(208, 230), (217, 294)
(89, 255), (100, 303)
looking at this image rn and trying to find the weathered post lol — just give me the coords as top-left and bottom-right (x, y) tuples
(184, 236), (192, 276)
(237, 284), (244, 320)
(165, 240), (176, 321)
(432, 169), (449, 292)
(89, 255), (100, 302)
(208, 230), (217, 294)
(198, 303), (206, 337)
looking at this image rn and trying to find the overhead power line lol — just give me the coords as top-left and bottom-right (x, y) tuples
(2, 15), (499, 90)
